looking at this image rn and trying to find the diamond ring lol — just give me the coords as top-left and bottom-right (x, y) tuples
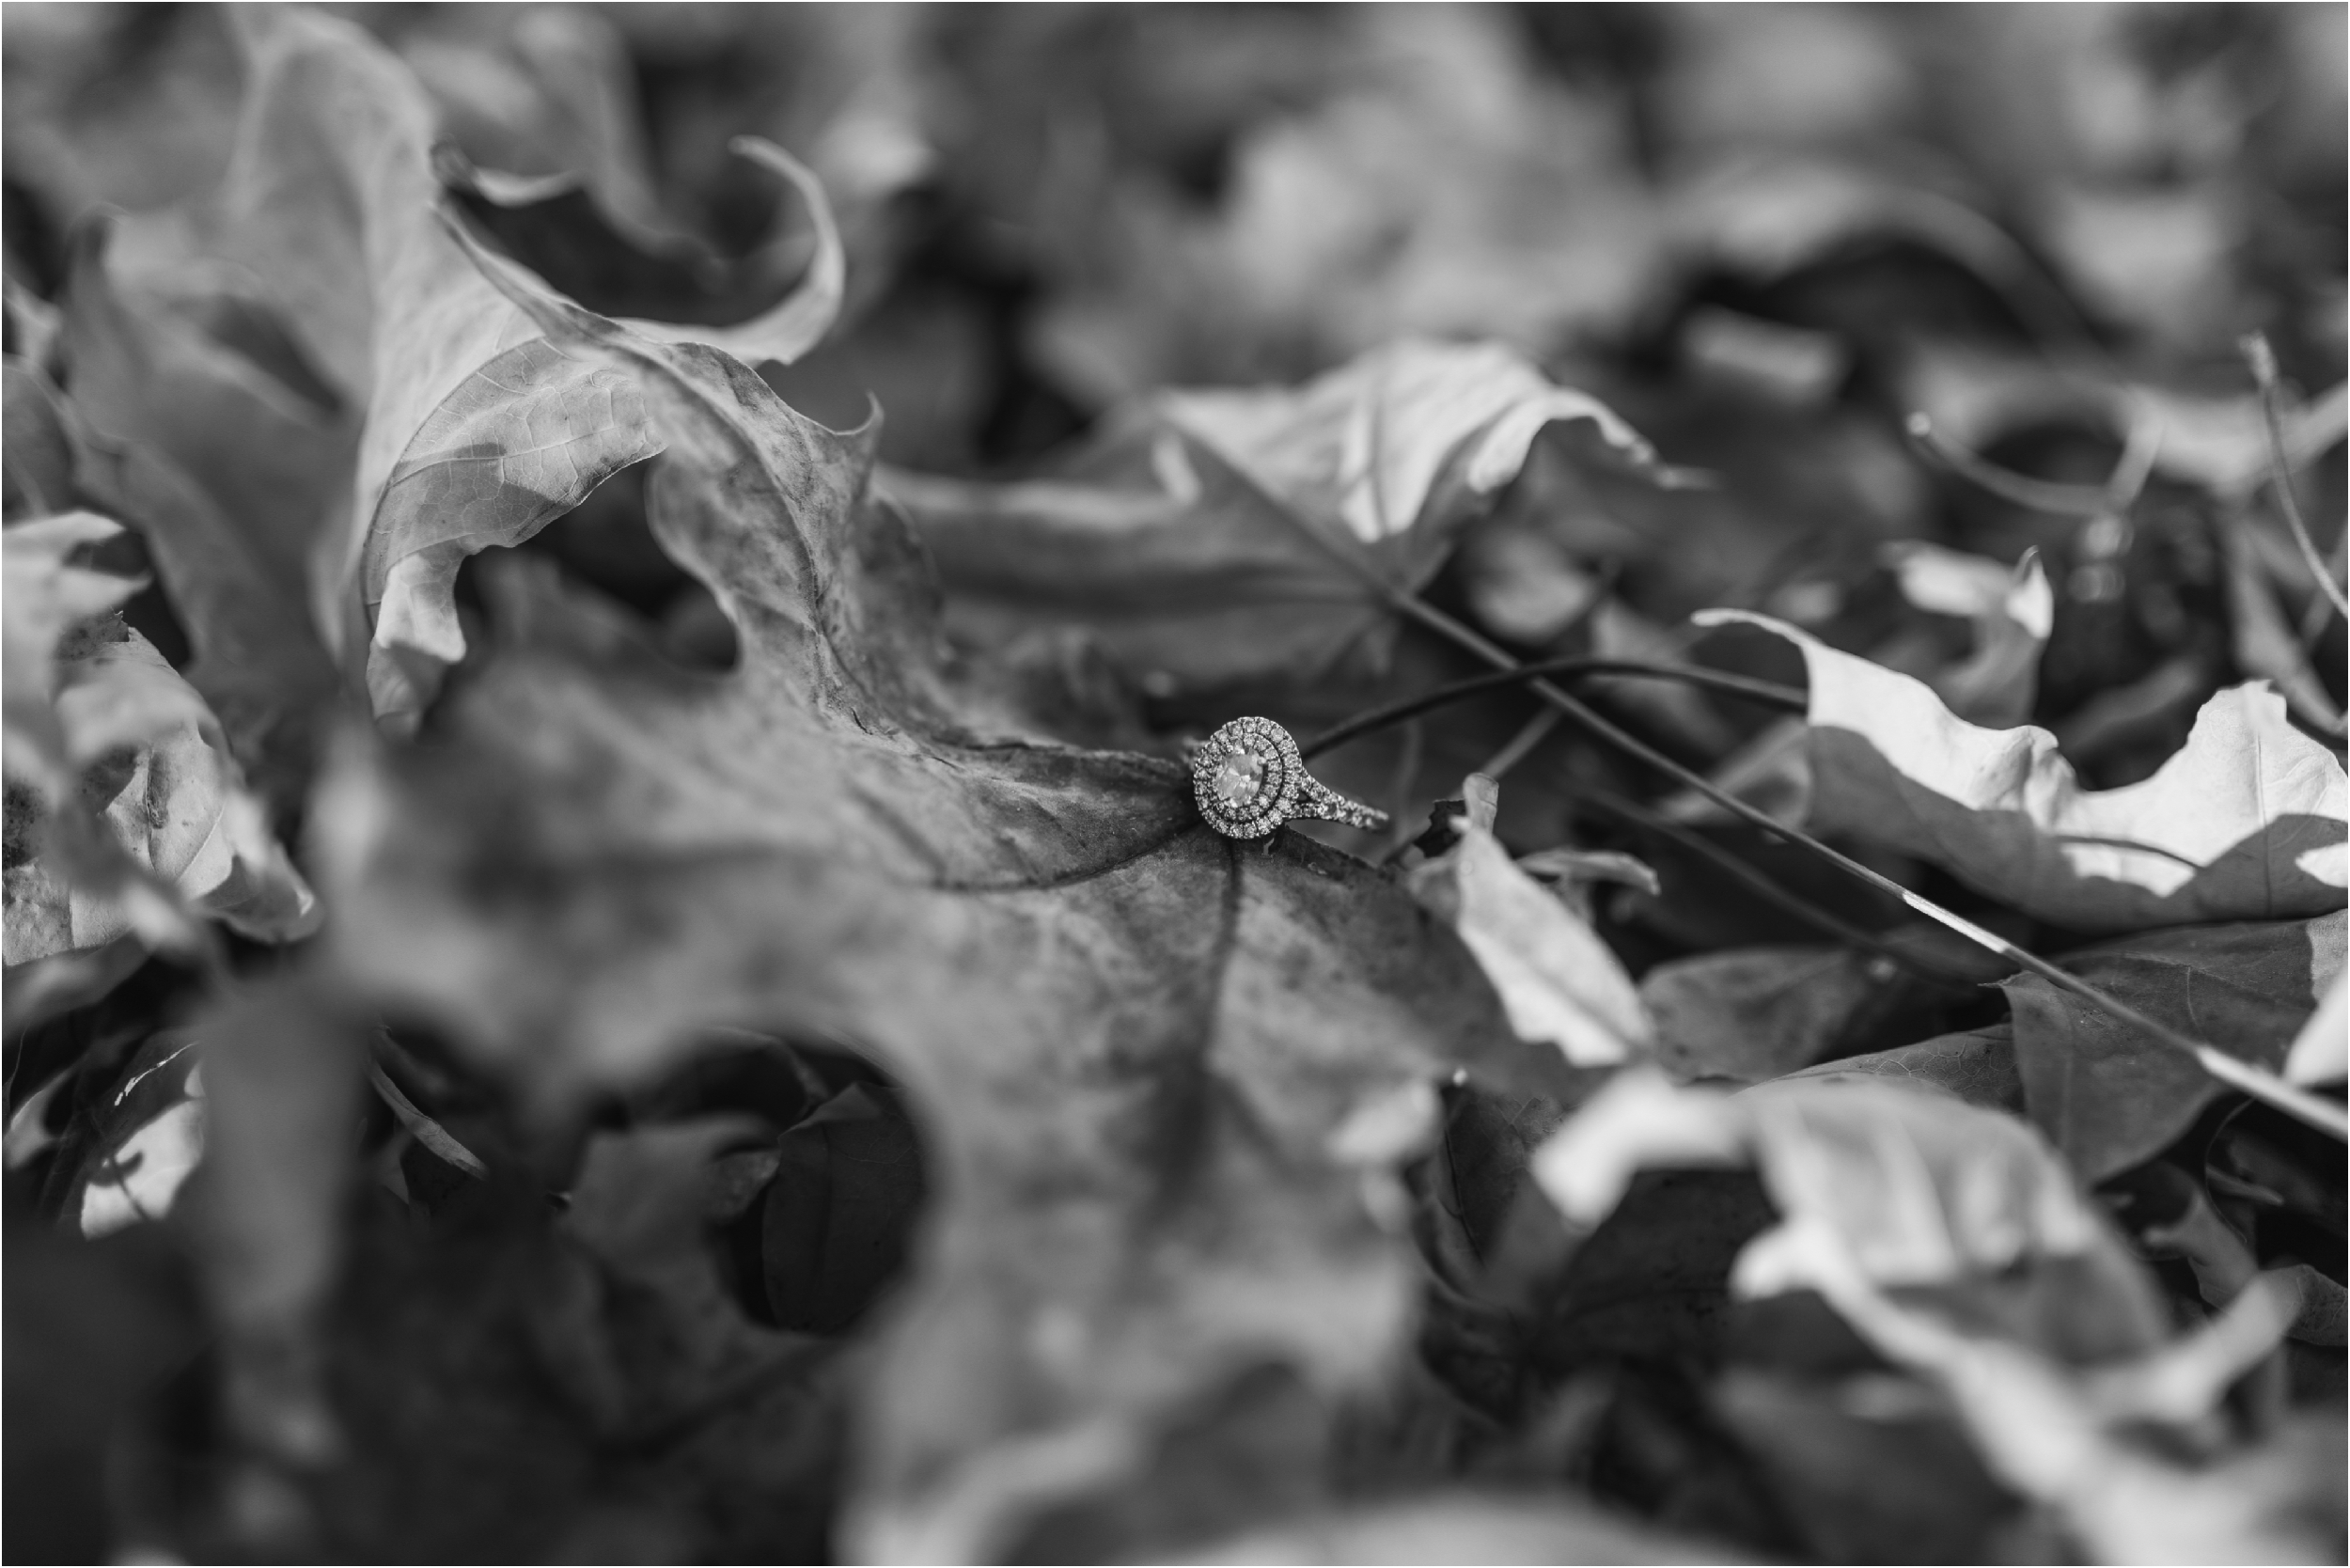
(1190, 717), (1389, 839)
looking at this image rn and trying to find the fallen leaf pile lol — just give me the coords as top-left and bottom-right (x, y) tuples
(4, 7), (2343, 1563)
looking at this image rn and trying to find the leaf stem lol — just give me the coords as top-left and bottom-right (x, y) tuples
(2242, 333), (2350, 625)
(1574, 787), (1984, 991)
(1300, 658), (1805, 760)
(1904, 415), (2114, 517)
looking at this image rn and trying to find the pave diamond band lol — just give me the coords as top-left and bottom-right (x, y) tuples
(1190, 717), (1389, 839)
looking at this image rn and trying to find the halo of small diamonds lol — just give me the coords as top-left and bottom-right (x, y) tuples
(1191, 716), (1304, 838)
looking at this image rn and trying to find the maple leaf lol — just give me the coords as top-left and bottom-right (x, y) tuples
(2003, 912), (2344, 1182)
(1700, 611), (2348, 933)
(884, 338), (1686, 698)
(308, 227), (1559, 1560)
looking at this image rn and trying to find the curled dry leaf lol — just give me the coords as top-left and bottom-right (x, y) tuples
(96, 8), (842, 729)
(1406, 776), (1650, 1069)
(441, 134), (846, 370)
(1878, 542), (2052, 729)
(55, 230), (353, 808)
(1701, 611), (2348, 933)
(1665, 547), (2053, 831)
(1524, 1067), (2338, 1558)
(3, 513), (318, 972)
(885, 338), (1684, 697)
(310, 227), (1557, 1560)
(393, 4), (675, 251)
(1739, 1220), (2334, 1566)
(1531, 1070), (2168, 1357)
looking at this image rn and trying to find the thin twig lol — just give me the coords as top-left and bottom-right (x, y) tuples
(1234, 457), (2350, 1143)
(1474, 561), (1622, 784)
(1575, 787), (1983, 991)
(2303, 535), (2347, 649)
(1479, 709), (1561, 784)
(2242, 333), (2350, 625)
(1904, 415), (2113, 517)
(1301, 658), (1806, 760)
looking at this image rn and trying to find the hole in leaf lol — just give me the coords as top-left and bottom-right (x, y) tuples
(640, 1033), (932, 1338)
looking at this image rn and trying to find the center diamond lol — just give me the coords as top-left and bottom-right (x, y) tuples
(1211, 747), (1267, 808)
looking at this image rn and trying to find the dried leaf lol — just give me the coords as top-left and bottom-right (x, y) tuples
(1183, 1492), (1736, 1565)
(1640, 946), (1884, 1085)
(1532, 1071), (2167, 1354)
(75, 1043), (204, 1239)
(56, 231), (353, 806)
(2003, 912), (2344, 1182)
(2, 510), (144, 769)
(1407, 776), (1649, 1069)
(1879, 542), (2052, 729)
(1737, 1219), (2335, 1565)
(1701, 610), (2348, 933)
(442, 134), (846, 369)
(886, 339), (1680, 697)
(1782, 1024), (2025, 1116)
(311, 234), (1551, 1559)
(1711, 1368), (2021, 1564)
(3, 357), (75, 519)
(2283, 973), (2346, 1087)
(749, 1083), (928, 1336)
(394, 5), (672, 246)
(3, 514), (317, 964)
(100, 8), (840, 729)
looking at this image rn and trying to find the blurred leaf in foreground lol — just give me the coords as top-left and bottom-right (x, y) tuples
(1532, 1069), (2342, 1560)
(55, 228), (355, 810)
(3, 513), (316, 980)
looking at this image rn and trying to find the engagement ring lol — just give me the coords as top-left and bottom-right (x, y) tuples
(1190, 717), (1389, 839)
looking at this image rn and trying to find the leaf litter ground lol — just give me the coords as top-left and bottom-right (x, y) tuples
(3, 6), (2344, 1564)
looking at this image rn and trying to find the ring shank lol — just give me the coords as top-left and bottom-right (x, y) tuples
(1294, 776), (1387, 831)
